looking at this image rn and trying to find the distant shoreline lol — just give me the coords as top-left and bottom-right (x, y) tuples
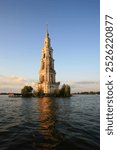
(72, 91), (100, 95)
(0, 91), (100, 96)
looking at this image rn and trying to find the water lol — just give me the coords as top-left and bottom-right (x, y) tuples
(0, 95), (100, 150)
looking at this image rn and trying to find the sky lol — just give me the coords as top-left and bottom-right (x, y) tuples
(0, 0), (100, 93)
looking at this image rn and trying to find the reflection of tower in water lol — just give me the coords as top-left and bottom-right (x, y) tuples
(37, 97), (60, 149)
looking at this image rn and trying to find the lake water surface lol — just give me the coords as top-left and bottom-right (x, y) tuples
(0, 95), (100, 150)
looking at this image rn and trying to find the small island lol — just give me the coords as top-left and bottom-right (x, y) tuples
(21, 84), (71, 98)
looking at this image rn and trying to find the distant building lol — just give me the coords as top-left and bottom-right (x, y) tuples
(36, 30), (60, 94)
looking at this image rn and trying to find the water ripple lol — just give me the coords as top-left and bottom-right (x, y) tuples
(0, 95), (100, 150)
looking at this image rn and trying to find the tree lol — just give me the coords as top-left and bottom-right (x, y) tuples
(60, 84), (65, 96)
(54, 88), (60, 97)
(64, 84), (71, 97)
(21, 86), (33, 97)
(59, 84), (71, 97)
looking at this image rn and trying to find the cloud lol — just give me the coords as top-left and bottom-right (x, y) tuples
(0, 75), (100, 93)
(60, 80), (100, 93)
(74, 81), (99, 84)
(0, 75), (36, 93)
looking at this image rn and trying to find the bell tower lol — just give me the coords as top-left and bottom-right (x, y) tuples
(36, 29), (60, 94)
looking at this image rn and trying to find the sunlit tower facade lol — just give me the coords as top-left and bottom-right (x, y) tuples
(36, 30), (60, 94)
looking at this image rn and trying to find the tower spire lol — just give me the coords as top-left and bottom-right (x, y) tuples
(45, 24), (49, 38)
(46, 24), (48, 33)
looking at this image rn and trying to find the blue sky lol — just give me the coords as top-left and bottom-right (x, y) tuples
(0, 0), (100, 92)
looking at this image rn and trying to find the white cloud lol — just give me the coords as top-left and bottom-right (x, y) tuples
(0, 75), (36, 93)
(60, 80), (100, 93)
(0, 75), (100, 93)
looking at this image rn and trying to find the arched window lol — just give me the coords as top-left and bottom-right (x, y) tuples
(40, 75), (44, 83)
(50, 74), (53, 83)
(43, 53), (45, 58)
(42, 62), (45, 69)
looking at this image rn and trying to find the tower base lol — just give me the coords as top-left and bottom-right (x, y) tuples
(35, 82), (60, 94)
